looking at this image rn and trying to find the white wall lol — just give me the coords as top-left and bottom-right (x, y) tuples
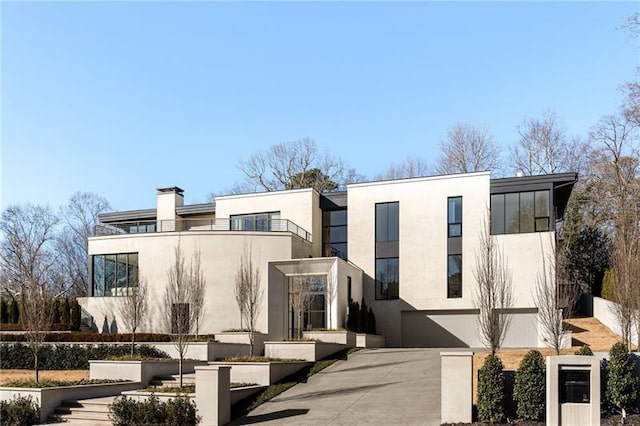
(84, 231), (311, 335)
(215, 189), (322, 256)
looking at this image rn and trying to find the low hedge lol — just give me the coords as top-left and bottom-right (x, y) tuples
(0, 332), (215, 343)
(0, 323), (76, 332)
(109, 395), (200, 426)
(0, 343), (169, 370)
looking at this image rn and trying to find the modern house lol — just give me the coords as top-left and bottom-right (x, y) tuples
(78, 171), (577, 348)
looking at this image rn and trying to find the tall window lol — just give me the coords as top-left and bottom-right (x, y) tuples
(490, 190), (550, 235)
(230, 212), (280, 231)
(448, 197), (462, 237)
(92, 253), (138, 297)
(447, 254), (462, 298)
(288, 275), (326, 338)
(322, 209), (348, 260)
(375, 202), (399, 300)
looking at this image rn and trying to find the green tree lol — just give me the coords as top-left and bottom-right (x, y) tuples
(575, 345), (594, 356)
(477, 354), (506, 423)
(60, 298), (70, 325)
(0, 298), (7, 323)
(513, 350), (545, 420)
(602, 269), (615, 301)
(606, 342), (638, 422)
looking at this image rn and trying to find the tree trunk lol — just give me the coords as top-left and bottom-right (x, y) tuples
(130, 330), (136, 358)
(179, 355), (183, 389)
(34, 348), (39, 383)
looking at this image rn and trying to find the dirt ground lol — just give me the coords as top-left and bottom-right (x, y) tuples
(472, 317), (622, 402)
(0, 369), (89, 385)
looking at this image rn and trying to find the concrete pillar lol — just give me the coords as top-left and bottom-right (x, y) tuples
(195, 365), (231, 426)
(546, 355), (600, 426)
(440, 351), (473, 424)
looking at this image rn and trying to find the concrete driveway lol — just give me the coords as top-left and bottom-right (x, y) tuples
(230, 348), (442, 426)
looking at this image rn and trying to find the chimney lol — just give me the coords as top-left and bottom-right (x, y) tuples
(156, 186), (184, 230)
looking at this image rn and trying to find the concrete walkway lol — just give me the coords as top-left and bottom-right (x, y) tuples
(230, 348), (442, 426)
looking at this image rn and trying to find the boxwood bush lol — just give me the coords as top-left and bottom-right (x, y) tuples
(477, 354), (506, 423)
(0, 343), (168, 370)
(109, 395), (200, 426)
(0, 395), (40, 426)
(513, 349), (545, 421)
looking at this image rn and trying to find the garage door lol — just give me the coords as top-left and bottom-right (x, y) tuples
(401, 310), (480, 348)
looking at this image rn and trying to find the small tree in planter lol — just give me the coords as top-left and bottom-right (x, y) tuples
(606, 341), (638, 423)
(234, 244), (263, 356)
(118, 276), (149, 357)
(477, 354), (506, 423)
(289, 266), (312, 339)
(164, 245), (206, 388)
(513, 350), (545, 421)
(575, 344), (594, 356)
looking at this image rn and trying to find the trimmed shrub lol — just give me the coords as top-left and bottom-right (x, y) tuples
(1, 298), (8, 323)
(109, 395), (200, 426)
(70, 299), (81, 330)
(347, 300), (360, 333)
(602, 269), (615, 301)
(0, 332), (179, 343)
(367, 307), (376, 335)
(606, 342), (638, 419)
(51, 299), (61, 324)
(513, 350), (545, 421)
(575, 344), (594, 356)
(477, 354), (506, 423)
(60, 298), (71, 325)
(8, 298), (19, 323)
(0, 343), (168, 370)
(0, 395), (40, 426)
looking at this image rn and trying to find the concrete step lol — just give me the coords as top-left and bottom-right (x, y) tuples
(48, 396), (116, 425)
(149, 373), (196, 387)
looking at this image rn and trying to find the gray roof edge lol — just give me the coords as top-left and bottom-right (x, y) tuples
(98, 208), (157, 223)
(176, 203), (216, 215)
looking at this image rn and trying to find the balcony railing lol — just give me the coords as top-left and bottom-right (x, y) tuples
(94, 218), (312, 243)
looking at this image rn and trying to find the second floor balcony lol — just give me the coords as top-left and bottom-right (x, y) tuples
(94, 217), (313, 243)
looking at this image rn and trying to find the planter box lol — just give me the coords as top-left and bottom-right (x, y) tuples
(121, 390), (195, 403)
(303, 330), (356, 347)
(356, 333), (385, 348)
(0, 381), (140, 423)
(121, 384), (266, 405)
(215, 332), (267, 355)
(149, 342), (249, 361)
(208, 361), (311, 385)
(89, 360), (206, 386)
(264, 341), (345, 362)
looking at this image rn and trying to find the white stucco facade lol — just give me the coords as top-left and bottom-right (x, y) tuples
(80, 171), (576, 349)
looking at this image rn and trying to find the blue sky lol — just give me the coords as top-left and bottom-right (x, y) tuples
(2, 1), (638, 212)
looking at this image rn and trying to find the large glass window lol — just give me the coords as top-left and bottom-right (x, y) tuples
(92, 253), (138, 296)
(375, 258), (399, 300)
(376, 202), (399, 300)
(490, 190), (550, 235)
(447, 254), (462, 298)
(376, 202), (399, 242)
(288, 275), (326, 338)
(448, 197), (462, 237)
(322, 210), (348, 260)
(230, 212), (280, 231)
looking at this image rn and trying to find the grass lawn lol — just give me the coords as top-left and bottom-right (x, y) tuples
(0, 369), (89, 385)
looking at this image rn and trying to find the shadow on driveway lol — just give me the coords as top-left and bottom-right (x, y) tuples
(230, 408), (310, 425)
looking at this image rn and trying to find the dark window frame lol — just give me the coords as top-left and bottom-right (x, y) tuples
(92, 253), (139, 297)
(447, 196), (463, 238)
(375, 202), (399, 300)
(490, 190), (551, 235)
(447, 254), (462, 299)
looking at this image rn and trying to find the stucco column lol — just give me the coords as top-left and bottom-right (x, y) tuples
(195, 366), (231, 426)
(440, 351), (473, 424)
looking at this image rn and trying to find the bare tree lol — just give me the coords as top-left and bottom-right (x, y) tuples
(474, 217), (514, 354)
(57, 192), (111, 296)
(436, 123), (502, 175)
(164, 245), (206, 387)
(234, 245), (263, 356)
(0, 204), (59, 297)
(0, 204), (60, 383)
(20, 277), (54, 383)
(510, 111), (585, 176)
(535, 238), (580, 355)
(232, 138), (357, 193)
(118, 276), (148, 357)
(325, 268), (338, 330)
(289, 265), (312, 340)
(375, 155), (430, 180)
